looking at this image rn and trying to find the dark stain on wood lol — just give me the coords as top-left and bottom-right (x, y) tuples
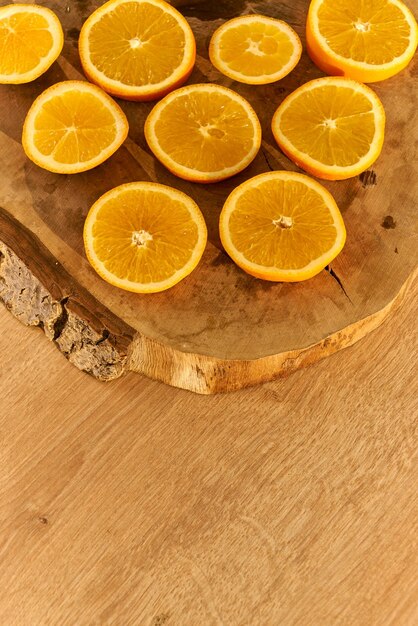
(382, 215), (397, 229)
(67, 27), (81, 41)
(211, 251), (231, 267)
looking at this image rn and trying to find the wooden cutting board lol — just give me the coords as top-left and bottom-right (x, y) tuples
(0, 0), (417, 394)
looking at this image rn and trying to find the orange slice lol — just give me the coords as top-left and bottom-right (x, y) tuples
(83, 182), (207, 293)
(272, 76), (385, 180)
(145, 83), (262, 183)
(79, 0), (196, 101)
(209, 15), (302, 85)
(219, 171), (346, 282)
(0, 4), (63, 84)
(307, 0), (418, 83)
(22, 81), (129, 174)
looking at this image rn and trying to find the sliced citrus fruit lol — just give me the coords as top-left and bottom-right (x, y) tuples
(271, 76), (385, 180)
(209, 15), (302, 85)
(145, 83), (262, 183)
(22, 80), (129, 174)
(219, 171), (346, 282)
(79, 0), (196, 102)
(307, 0), (418, 83)
(83, 182), (207, 293)
(0, 4), (63, 84)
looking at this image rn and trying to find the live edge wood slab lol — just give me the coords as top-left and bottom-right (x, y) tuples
(0, 0), (417, 394)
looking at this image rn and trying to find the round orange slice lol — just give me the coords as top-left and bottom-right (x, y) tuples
(0, 4), (63, 84)
(272, 76), (385, 180)
(79, 0), (196, 102)
(209, 15), (302, 85)
(219, 171), (346, 282)
(83, 182), (207, 293)
(22, 81), (129, 174)
(307, 0), (418, 83)
(145, 83), (262, 183)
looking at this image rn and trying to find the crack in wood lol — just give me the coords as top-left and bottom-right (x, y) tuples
(326, 266), (353, 304)
(0, 249), (4, 283)
(261, 148), (275, 172)
(53, 297), (69, 341)
(95, 329), (110, 346)
(359, 170), (377, 187)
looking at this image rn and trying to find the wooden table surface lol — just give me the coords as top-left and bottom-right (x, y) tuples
(1, 279), (417, 626)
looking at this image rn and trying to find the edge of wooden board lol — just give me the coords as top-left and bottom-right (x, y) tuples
(1, 207), (416, 394)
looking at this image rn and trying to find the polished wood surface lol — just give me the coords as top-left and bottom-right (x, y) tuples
(1, 0), (417, 392)
(1, 275), (417, 625)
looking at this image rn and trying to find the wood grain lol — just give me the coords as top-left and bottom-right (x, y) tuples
(0, 0), (417, 394)
(0, 276), (417, 626)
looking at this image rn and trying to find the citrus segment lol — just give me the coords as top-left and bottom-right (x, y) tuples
(22, 81), (129, 174)
(79, 0), (196, 101)
(0, 4), (63, 84)
(83, 182), (207, 293)
(145, 83), (262, 182)
(307, 0), (418, 82)
(209, 15), (302, 84)
(219, 171), (346, 282)
(272, 77), (385, 180)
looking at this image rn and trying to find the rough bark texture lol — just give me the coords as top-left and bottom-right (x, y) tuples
(0, 209), (134, 381)
(0, 241), (128, 381)
(0, 243), (61, 340)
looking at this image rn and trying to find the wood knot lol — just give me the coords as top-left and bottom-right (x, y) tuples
(151, 614), (170, 626)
